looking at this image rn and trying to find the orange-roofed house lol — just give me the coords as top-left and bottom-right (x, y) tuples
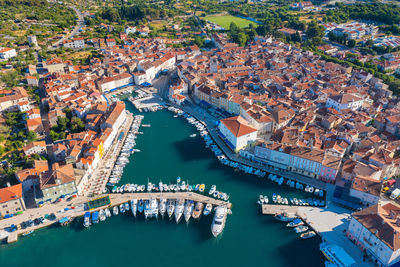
(26, 75), (38, 87)
(0, 48), (17, 59)
(26, 117), (44, 135)
(0, 184), (25, 217)
(218, 116), (257, 152)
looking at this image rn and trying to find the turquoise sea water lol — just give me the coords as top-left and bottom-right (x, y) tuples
(0, 102), (325, 267)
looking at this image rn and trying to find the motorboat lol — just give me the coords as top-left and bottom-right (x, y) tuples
(120, 204), (125, 213)
(138, 200), (144, 213)
(105, 208), (111, 218)
(211, 206), (228, 237)
(113, 206), (119, 216)
(209, 185), (216, 195)
(294, 225), (309, 234)
(99, 209), (106, 222)
(159, 199), (167, 217)
(175, 199), (185, 223)
(192, 202), (204, 220)
(274, 213), (297, 222)
(300, 231), (316, 239)
(167, 199), (175, 219)
(184, 200), (194, 222)
(131, 199), (138, 217)
(287, 218), (303, 227)
(203, 203), (212, 216)
(92, 211), (99, 224)
(124, 202), (130, 212)
(83, 212), (90, 228)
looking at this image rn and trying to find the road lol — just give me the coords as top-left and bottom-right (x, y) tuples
(50, 5), (84, 49)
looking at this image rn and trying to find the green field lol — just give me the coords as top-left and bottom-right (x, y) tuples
(204, 15), (257, 29)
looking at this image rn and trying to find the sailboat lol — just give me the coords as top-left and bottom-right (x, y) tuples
(131, 199), (137, 217)
(184, 200), (194, 223)
(175, 199), (185, 223)
(159, 199), (167, 217)
(167, 199), (175, 219)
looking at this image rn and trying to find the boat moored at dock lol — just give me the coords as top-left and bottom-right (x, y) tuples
(211, 206), (228, 237)
(192, 202), (203, 220)
(83, 212), (91, 228)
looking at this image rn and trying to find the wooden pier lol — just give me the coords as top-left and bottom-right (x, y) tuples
(261, 204), (298, 215)
(107, 192), (232, 209)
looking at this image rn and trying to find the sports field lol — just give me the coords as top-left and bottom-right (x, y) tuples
(204, 15), (258, 29)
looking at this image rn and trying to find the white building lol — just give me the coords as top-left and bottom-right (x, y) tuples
(125, 26), (137, 35)
(98, 73), (133, 92)
(326, 93), (364, 111)
(63, 38), (85, 49)
(218, 116), (257, 152)
(0, 48), (17, 59)
(347, 203), (400, 267)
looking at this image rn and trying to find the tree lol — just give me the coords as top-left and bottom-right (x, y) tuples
(306, 21), (325, 39)
(27, 131), (37, 142)
(237, 32), (248, 47)
(348, 39), (356, 48)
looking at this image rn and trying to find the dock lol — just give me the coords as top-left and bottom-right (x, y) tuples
(261, 204), (298, 215)
(7, 232), (18, 243)
(131, 94), (165, 111)
(107, 192), (232, 209)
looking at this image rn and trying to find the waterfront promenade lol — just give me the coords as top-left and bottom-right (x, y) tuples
(82, 113), (134, 196)
(170, 103), (332, 194)
(0, 192), (231, 243)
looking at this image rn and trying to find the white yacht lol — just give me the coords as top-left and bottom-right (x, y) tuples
(175, 199), (185, 223)
(159, 199), (167, 217)
(167, 199), (175, 219)
(184, 200), (194, 223)
(113, 206), (119, 216)
(144, 199), (158, 219)
(105, 208), (111, 218)
(99, 209), (106, 222)
(209, 185), (216, 195)
(211, 206), (228, 237)
(131, 199), (137, 217)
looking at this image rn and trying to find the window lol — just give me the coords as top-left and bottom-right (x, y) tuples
(16, 208), (21, 211)
(2, 205), (7, 208)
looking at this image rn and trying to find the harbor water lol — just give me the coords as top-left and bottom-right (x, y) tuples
(0, 102), (325, 267)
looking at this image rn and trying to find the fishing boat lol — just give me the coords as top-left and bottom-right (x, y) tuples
(211, 206), (228, 237)
(287, 218), (303, 227)
(159, 199), (167, 217)
(105, 208), (111, 218)
(113, 206), (119, 216)
(138, 200), (144, 213)
(184, 200), (194, 222)
(175, 199), (185, 223)
(92, 212), (99, 224)
(83, 212), (91, 228)
(203, 203), (212, 216)
(167, 199), (175, 219)
(192, 202), (204, 220)
(300, 231), (316, 239)
(120, 204), (125, 213)
(274, 213), (297, 222)
(131, 199), (138, 217)
(294, 225), (309, 234)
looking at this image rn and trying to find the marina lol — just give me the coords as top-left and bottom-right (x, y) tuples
(0, 105), (324, 267)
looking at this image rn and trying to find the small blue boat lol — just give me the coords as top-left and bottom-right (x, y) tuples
(59, 216), (72, 226)
(177, 176), (181, 183)
(92, 211), (99, 224)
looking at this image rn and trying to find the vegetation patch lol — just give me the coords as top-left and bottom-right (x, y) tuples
(204, 15), (257, 29)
